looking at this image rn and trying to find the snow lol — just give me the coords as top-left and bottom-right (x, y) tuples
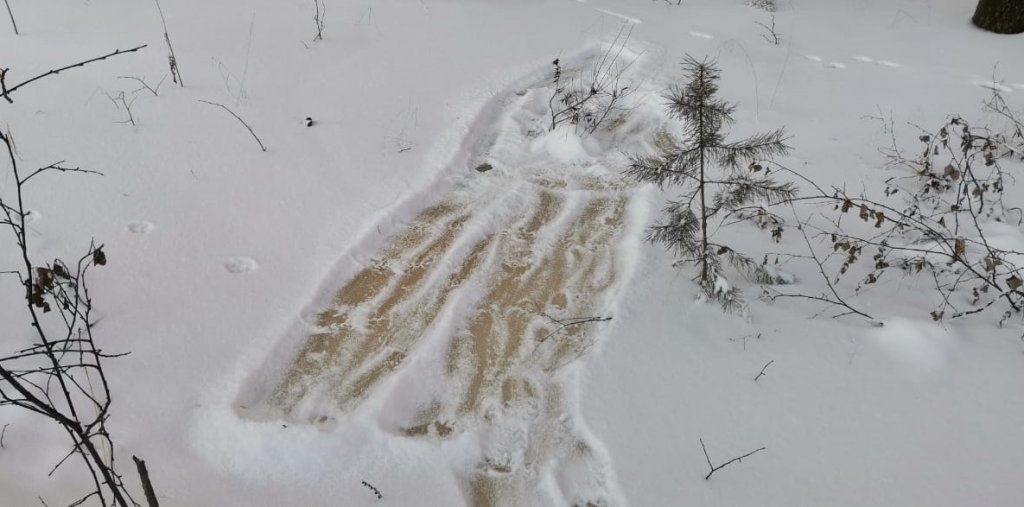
(2, 0), (1024, 505)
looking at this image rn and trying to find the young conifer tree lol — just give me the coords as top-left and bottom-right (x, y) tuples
(627, 55), (795, 312)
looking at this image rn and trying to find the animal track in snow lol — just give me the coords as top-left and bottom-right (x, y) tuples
(224, 256), (259, 274)
(853, 56), (902, 68)
(689, 31), (714, 39)
(973, 80), (1013, 93)
(127, 220), (155, 234)
(804, 55), (845, 69)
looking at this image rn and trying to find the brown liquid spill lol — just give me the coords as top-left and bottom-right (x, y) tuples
(448, 191), (568, 414)
(264, 184), (628, 505)
(269, 201), (468, 415)
(459, 200), (625, 507)
(344, 235), (494, 403)
(268, 187), (628, 461)
(451, 196), (626, 416)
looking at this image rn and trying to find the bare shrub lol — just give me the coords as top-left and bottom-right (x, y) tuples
(771, 95), (1024, 324)
(549, 24), (637, 136)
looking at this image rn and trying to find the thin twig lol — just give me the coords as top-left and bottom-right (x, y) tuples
(699, 438), (766, 480)
(3, 0), (17, 35)
(1, 45), (147, 104)
(106, 91), (137, 126)
(537, 312), (613, 344)
(152, 0), (183, 86)
(755, 15), (781, 45)
(197, 100), (267, 152)
(66, 492), (98, 507)
(313, 0), (326, 41)
(48, 446), (78, 476)
(118, 76), (165, 97)
(19, 162), (102, 186)
(754, 359), (774, 381)
(361, 480), (383, 500)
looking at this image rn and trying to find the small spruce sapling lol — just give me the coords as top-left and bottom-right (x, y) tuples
(627, 55), (794, 312)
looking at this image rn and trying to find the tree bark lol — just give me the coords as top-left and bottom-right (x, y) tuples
(973, 0), (1024, 34)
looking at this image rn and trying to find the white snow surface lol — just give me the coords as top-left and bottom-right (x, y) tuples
(1, 0), (1023, 505)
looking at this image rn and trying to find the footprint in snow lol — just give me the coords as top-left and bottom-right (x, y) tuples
(805, 55), (844, 68)
(852, 56), (902, 68)
(224, 256), (259, 274)
(689, 31), (713, 39)
(973, 80), (1013, 93)
(127, 220), (155, 235)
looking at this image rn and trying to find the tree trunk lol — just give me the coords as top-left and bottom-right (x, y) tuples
(972, 0), (1024, 34)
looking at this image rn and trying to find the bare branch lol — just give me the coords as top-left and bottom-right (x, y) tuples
(3, 0), (17, 35)
(361, 480), (383, 500)
(700, 438), (767, 480)
(198, 100), (267, 152)
(537, 312), (613, 344)
(313, 0), (326, 41)
(755, 15), (781, 45)
(1, 45), (147, 104)
(152, 0), (183, 86)
(106, 91), (138, 126)
(19, 163), (102, 186)
(133, 456), (160, 507)
(118, 75), (165, 97)
(753, 359), (774, 381)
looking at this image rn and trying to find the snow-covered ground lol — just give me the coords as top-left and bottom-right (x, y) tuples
(1, 0), (1023, 505)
